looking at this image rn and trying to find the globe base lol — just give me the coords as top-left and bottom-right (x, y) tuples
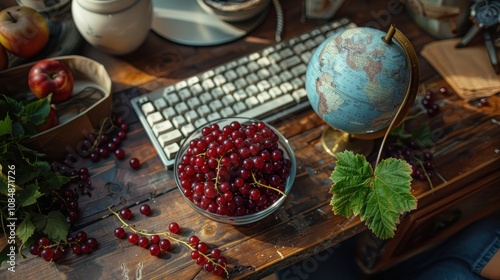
(321, 127), (374, 158)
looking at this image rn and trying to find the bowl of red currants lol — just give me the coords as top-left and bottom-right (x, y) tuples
(174, 117), (296, 225)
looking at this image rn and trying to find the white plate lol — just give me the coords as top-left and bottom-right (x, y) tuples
(151, 0), (268, 46)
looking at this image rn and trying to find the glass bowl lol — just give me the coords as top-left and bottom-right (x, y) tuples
(174, 117), (296, 225)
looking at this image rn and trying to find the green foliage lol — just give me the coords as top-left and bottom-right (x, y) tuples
(0, 94), (71, 263)
(330, 151), (417, 239)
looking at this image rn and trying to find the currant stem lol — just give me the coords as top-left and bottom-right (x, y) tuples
(251, 172), (286, 197)
(414, 157), (434, 190)
(107, 207), (229, 277)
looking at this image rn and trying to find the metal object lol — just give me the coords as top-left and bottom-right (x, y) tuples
(456, 0), (500, 74)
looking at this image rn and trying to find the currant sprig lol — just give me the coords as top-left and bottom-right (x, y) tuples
(108, 207), (229, 278)
(29, 231), (98, 262)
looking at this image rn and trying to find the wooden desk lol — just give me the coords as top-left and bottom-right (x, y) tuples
(2, 1), (500, 279)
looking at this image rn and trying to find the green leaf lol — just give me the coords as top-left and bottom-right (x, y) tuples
(330, 151), (417, 239)
(23, 97), (50, 125)
(42, 172), (72, 191)
(32, 211), (69, 242)
(412, 123), (433, 148)
(16, 183), (43, 206)
(16, 215), (36, 245)
(2, 95), (24, 118)
(0, 115), (13, 137)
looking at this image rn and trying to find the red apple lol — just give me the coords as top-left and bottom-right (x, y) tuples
(36, 106), (58, 132)
(0, 6), (49, 58)
(0, 43), (7, 70)
(28, 59), (74, 103)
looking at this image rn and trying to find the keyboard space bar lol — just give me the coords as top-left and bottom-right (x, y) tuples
(237, 94), (296, 120)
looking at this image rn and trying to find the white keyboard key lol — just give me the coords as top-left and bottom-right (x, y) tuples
(197, 105), (211, 117)
(211, 87), (224, 99)
(187, 76), (199, 86)
(233, 89), (248, 101)
(184, 110), (199, 123)
(174, 102), (189, 115)
(141, 102), (155, 116)
(153, 98), (167, 111)
(166, 93), (180, 106)
(236, 65), (249, 76)
(172, 115), (187, 128)
(222, 83), (236, 94)
(234, 78), (248, 89)
(164, 143), (180, 160)
(200, 92), (213, 104)
(220, 107), (235, 118)
(190, 84), (203, 96)
(292, 88), (308, 103)
(209, 100), (223, 112)
(158, 129), (183, 148)
(232, 102), (247, 114)
(245, 84), (259, 96)
(152, 120), (174, 137)
(237, 94), (295, 120)
(245, 96), (259, 108)
(202, 79), (215, 91)
(213, 74), (226, 86)
(187, 97), (201, 109)
(207, 112), (222, 121)
(181, 124), (196, 137)
(178, 88), (191, 101)
(257, 91), (271, 103)
(222, 95), (236, 106)
(162, 107), (176, 120)
(194, 118), (208, 128)
(224, 69), (238, 81)
(147, 112), (164, 126)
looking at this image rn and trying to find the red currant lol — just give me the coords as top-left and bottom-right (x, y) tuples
(149, 244), (161, 256)
(114, 228), (126, 239)
(120, 208), (132, 220)
(128, 233), (139, 245)
(159, 239), (170, 251)
(168, 222), (180, 234)
(114, 148), (125, 160)
(129, 158), (141, 169)
(139, 204), (151, 216)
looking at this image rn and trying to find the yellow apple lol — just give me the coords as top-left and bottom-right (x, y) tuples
(0, 6), (49, 58)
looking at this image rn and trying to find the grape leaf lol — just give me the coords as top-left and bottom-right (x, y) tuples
(32, 211), (69, 242)
(330, 151), (417, 239)
(412, 123), (433, 148)
(16, 183), (43, 206)
(0, 115), (13, 137)
(23, 96), (51, 125)
(16, 215), (36, 245)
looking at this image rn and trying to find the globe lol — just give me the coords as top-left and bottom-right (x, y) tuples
(305, 25), (419, 155)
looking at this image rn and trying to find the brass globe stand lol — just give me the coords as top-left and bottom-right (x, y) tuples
(319, 25), (420, 159)
(321, 129), (374, 158)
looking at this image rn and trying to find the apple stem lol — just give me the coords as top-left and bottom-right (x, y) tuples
(6, 12), (17, 23)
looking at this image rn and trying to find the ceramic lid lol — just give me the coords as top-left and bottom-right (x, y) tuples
(75, 0), (138, 13)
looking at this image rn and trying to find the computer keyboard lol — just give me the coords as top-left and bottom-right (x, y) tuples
(131, 17), (357, 168)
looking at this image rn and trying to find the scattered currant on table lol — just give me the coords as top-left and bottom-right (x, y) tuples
(109, 207), (229, 277)
(29, 231), (98, 262)
(176, 120), (291, 217)
(421, 89), (441, 117)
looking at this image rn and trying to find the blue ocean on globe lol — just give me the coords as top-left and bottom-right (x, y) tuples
(305, 27), (411, 135)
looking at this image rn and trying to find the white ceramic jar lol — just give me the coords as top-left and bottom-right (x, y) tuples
(72, 0), (152, 55)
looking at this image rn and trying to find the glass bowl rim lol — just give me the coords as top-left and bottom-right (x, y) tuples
(173, 117), (296, 225)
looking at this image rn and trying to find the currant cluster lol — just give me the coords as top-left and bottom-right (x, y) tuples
(176, 121), (292, 217)
(29, 231), (98, 262)
(384, 140), (435, 183)
(110, 207), (229, 277)
(421, 89), (441, 117)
